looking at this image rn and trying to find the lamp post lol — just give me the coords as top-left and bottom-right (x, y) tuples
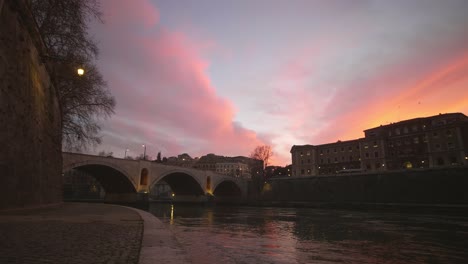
(124, 149), (129, 159)
(142, 144), (146, 160)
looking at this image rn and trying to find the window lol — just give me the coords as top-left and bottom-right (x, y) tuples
(349, 156), (353, 161)
(300, 152), (303, 156)
(327, 158), (330, 164)
(320, 159), (323, 164)
(447, 142), (454, 149)
(374, 152), (379, 158)
(404, 127), (408, 133)
(334, 157), (338, 162)
(413, 137), (419, 144)
(364, 144), (369, 149)
(307, 169), (311, 174)
(412, 125), (418, 132)
(301, 160), (304, 164)
(342, 156), (345, 161)
(433, 132), (438, 138)
(341, 147), (344, 152)
(307, 151), (311, 156)
(334, 148), (337, 153)
(446, 130), (453, 137)
(435, 144), (441, 150)
(373, 141), (378, 147)
(365, 153), (369, 158)
(301, 169), (305, 175)
(307, 159), (311, 163)
(395, 128), (401, 135)
(366, 164), (371, 170)
(348, 146), (352, 152)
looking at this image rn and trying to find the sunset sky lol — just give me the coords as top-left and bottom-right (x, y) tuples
(89, 0), (468, 165)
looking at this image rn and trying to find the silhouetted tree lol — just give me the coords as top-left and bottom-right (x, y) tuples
(30, 0), (115, 151)
(250, 145), (273, 168)
(156, 152), (162, 162)
(162, 157), (168, 163)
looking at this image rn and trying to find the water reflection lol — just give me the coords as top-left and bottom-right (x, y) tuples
(148, 204), (468, 264)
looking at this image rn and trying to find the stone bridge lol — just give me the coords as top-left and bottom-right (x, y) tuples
(62, 152), (249, 203)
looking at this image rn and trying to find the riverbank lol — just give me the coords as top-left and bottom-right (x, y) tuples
(0, 203), (189, 264)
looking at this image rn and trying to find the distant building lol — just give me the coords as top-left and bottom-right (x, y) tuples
(164, 153), (197, 167)
(193, 153), (263, 179)
(291, 113), (468, 177)
(216, 162), (250, 178)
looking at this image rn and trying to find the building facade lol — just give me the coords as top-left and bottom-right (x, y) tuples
(291, 113), (468, 177)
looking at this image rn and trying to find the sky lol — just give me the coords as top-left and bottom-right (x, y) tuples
(88, 0), (468, 166)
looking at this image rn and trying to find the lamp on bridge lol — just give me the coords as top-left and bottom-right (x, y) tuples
(142, 144), (146, 160)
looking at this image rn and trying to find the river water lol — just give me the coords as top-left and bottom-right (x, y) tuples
(147, 203), (468, 264)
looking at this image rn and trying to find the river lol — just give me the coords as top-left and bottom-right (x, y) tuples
(147, 203), (468, 264)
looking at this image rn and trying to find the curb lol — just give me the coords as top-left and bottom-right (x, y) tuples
(125, 207), (192, 264)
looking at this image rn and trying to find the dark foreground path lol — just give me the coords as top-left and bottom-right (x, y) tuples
(0, 203), (143, 264)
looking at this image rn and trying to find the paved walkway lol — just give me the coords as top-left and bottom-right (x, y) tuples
(0, 203), (191, 264)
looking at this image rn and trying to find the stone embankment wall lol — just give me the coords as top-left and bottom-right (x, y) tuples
(262, 167), (468, 206)
(0, 0), (62, 209)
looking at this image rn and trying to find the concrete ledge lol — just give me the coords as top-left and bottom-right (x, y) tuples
(125, 207), (191, 264)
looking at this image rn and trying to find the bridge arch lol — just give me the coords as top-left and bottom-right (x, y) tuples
(63, 161), (137, 194)
(150, 170), (205, 196)
(213, 180), (242, 197)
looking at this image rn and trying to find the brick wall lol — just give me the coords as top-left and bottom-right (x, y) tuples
(0, 0), (62, 209)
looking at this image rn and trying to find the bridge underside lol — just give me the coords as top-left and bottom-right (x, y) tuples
(159, 172), (204, 196)
(67, 165), (137, 202)
(156, 172), (205, 202)
(213, 181), (243, 204)
(214, 181), (242, 197)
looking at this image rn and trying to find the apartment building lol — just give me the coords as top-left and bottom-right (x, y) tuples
(291, 113), (468, 177)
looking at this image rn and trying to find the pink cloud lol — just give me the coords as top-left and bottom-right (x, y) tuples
(313, 51), (468, 144)
(91, 1), (268, 160)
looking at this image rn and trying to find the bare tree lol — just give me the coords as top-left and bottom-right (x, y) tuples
(30, 0), (115, 151)
(250, 145), (273, 168)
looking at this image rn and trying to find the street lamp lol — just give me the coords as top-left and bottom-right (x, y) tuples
(142, 144), (146, 160)
(77, 67), (85, 76)
(124, 149), (129, 159)
(41, 55), (85, 76)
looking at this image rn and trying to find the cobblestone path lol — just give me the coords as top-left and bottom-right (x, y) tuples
(0, 203), (143, 264)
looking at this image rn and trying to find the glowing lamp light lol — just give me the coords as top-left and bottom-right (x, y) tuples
(77, 68), (85, 76)
(171, 193), (175, 197)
